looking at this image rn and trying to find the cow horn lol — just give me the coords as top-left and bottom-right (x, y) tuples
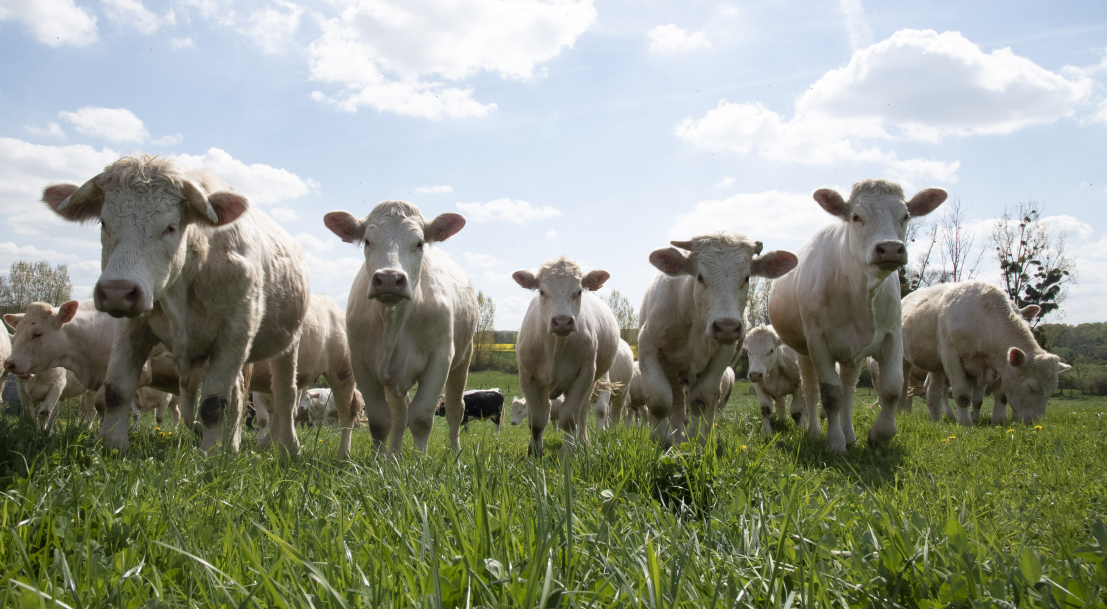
(670, 240), (694, 250)
(56, 173), (105, 212)
(753, 240), (763, 255)
(180, 180), (219, 224)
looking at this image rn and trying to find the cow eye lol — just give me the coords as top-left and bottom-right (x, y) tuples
(768, 348), (773, 354)
(416, 240), (425, 251)
(538, 289), (545, 297)
(162, 224), (176, 237)
(744, 275), (750, 285)
(574, 290), (582, 299)
(33, 331), (42, 339)
(902, 213), (910, 222)
(852, 214), (862, 223)
(696, 274), (705, 285)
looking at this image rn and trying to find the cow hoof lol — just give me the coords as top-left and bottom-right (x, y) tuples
(867, 429), (892, 448)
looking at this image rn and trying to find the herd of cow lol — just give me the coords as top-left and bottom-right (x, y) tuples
(0, 154), (1071, 460)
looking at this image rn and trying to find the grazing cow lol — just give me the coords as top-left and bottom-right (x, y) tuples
(768, 179), (947, 452)
(248, 295), (358, 449)
(132, 387), (179, 426)
(325, 200), (477, 457)
(15, 368), (93, 429)
(514, 257), (619, 457)
(744, 325), (806, 435)
(638, 233), (797, 446)
(44, 154), (310, 455)
(901, 281), (1069, 426)
(510, 394), (564, 427)
(594, 339), (635, 430)
(625, 362), (647, 426)
(295, 388), (336, 426)
(435, 388), (504, 432)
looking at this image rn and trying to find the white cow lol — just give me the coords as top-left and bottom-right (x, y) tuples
(294, 387), (336, 427)
(594, 339), (635, 430)
(638, 233), (797, 446)
(901, 281), (1069, 426)
(514, 257), (619, 457)
(15, 368), (93, 429)
(325, 200), (477, 457)
(768, 179), (946, 452)
(744, 325), (806, 435)
(510, 395), (566, 427)
(44, 154), (310, 455)
(248, 295), (359, 449)
(625, 362), (647, 426)
(0, 325), (10, 396)
(132, 387), (179, 426)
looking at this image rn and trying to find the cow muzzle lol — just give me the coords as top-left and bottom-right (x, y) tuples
(710, 318), (742, 342)
(548, 315), (576, 336)
(368, 270), (411, 304)
(3, 358), (25, 376)
(748, 370), (764, 383)
(95, 279), (149, 318)
(870, 240), (907, 271)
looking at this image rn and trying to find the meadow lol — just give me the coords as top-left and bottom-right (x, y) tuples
(0, 374), (1105, 608)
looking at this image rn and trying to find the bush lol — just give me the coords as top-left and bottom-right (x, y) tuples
(1084, 372), (1107, 396)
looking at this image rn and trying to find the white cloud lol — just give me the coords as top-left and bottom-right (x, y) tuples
(0, 137), (120, 214)
(461, 252), (505, 268)
(715, 176), (733, 189)
(547, 229), (557, 239)
(414, 184), (453, 194)
(175, 148), (319, 206)
(24, 122), (66, 139)
(294, 233), (334, 252)
(647, 24), (710, 52)
(59, 107), (149, 143)
(306, 0), (596, 119)
(676, 29), (1094, 183)
(0, 242), (79, 267)
(837, 0), (873, 52)
(0, 0), (98, 47)
(272, 208), (299, 221)
(1087, 99), (1107, 125)
(151, 133), (183, 146)
(482, 270), (510, 283)
(102, 0), (175, 35)
(456, 198), (561, 223)
(1062, 47), (1107, 78)
(241, 0), (302, 54)
(670, 190), (836, 243)
(170, 37), (194, 49)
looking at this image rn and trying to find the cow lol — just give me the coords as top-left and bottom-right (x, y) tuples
(0, 324), (10, 396)
(435, 388), (504, 432)
(43, 154), (310, 455)
(324, 200), (477, 457)
(638, 233), (797, 447)
(625, 362), (647, 426)
(594, 339), (635, 430)
(510, 394), (563, 427)
(768, 179), (947, 452)
(14, 368), (93, 430)
(248, 295), (359, 449)
(743, 325), (806, 435)
(901, 281), (1070, 426)
(514, 256), (619, 457)
(132, 387), (179, 426)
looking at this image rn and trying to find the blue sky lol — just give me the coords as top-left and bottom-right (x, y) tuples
(1, 0), (1105, 330)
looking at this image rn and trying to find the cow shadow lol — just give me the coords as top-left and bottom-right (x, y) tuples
(769, 422), (909, 488)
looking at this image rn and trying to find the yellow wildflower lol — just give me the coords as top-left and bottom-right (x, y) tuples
(740, 445), (747, 451)
(1034, 425), (1043, 430)
(948, 436), (956, 440)
(1006, 429), (1014, 433)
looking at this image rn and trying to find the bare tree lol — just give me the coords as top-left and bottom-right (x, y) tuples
(0, 260), (73, 315)
(938, 199), (985, 283)
(471, 291), (497, 369)
(902, 221), (940, 296)
(991, 200), (1077, 324)
(604, 290), (638, 345)
(746, 277), (772, 328)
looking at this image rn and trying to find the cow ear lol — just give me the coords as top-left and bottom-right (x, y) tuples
(512, 270), (539, 290)
(57, 301), (80, 324)
(1019, 305), (1040, 321)
(813, 188), (849, 219)
(753, 241), (764, 255)
(3, 313), (23, 331)
(649, 247), (692, 276)
(425, 213), (466, 242)
(45, 177), (104, 223)
(906, 188), (947, 217)
(751, 250), (798, 279)
(207, 192), (249, 226)
(323, 211), (364, 243)
(1059, 362), (1073, 374)
(582, 270), (610, 291)
(1008, 347), (1027, 367)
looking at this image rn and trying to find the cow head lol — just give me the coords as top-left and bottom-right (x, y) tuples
(324, 201), (465, 306)
(510, 396), (527, 425)
(814, 180), (946, 278)
(1000, 348), (1070, 424)
(648, 233), (797, 343)
(513, 257), (608, 337)
(743, 325), (783, 384)
(3, 301), (81, 378)
(42, 155), (249, 319)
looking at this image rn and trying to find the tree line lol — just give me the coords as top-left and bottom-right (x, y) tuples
(0, 261), (73, 316)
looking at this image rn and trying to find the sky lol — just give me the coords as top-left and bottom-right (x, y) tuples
(1, 0), (1105, 331)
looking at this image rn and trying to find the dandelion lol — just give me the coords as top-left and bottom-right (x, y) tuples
(1006, 429), (1014, 433)
(948, 435), (956, 440)
(1034, 425), (1043, 430)
(740, 445), (747, 451)
(941, 439), (948, 443)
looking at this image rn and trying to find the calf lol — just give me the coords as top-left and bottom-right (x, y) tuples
(325, 200), (477, 457)
(44, 154), (310, 455)
(901, 281), (1069, 425)
(132, 387), (179, 426)
(15, 368), (93, 430)
(514, 256), (619, 457)
(0, 325), (9, 396)
(744, 325), (806, 435)
(510, 394), (564, 427)
(435, 388), (504, 432)
(638, 233), (797, 446)
(769, 179), (946, 452)
(625, 362), (647, 426)
(595, 339), (635, 430)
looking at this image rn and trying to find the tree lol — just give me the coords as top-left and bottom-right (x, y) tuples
(746, 277), (772, 328)
(901, 199), (984, 296)
(991, 201), (1077, 324)
(0, 260), (73, 315)
(604, 290), (638, 345)
(471, 291), (497, 370)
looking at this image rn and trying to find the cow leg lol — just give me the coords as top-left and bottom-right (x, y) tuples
(79, 391), (97, 428)
(938, 348), (975, 427)
(154, 394), (168, 426)
(40, 380), (64, 432)
(520, 377), (552, 457)
(755, 384), (774, 436)
(970, 385), (985, 425)
(790, 388), (806, 428)
(639, 350), (676, 447)
(558, 366), (596, 459)
(925, 371), (947, 422)
(897, 360), (913, 413)
(796, 354), (822, 439)
(804, 338), (847, 452)
(669, 382), (688, 446)
(837, 361), (862, 446)
(384, 387), (409, 455)
(99, 320), (159, 453)
(991, 381), (1007, 424)
(266, 345), (300, 457)
(131, 402), (141, 426)
(325, 340), (358, 459)
(406, 351), (453, 454)
(253, 392), (272, 449)
(869, 338), (904, 447)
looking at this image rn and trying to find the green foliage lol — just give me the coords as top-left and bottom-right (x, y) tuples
(992, 201), (1076, 324)
(0, 260), (73, 315)
(0, 384), (1105, 607)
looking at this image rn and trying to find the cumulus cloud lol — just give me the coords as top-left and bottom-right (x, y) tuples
(837, 0), (872, 52)
(102, 0), (175, 35)
(24, 122), (66, 139)
(175, 148), (319, 206)
(60, 107), (149, 143)
(456, 198), (561, 222)
(676, 29), (1094, 182)
(151, 133), (183, 146)
(0, 0), (98, 47)
(715, 176), (733, 189)
(414, 184), (453, 194)
(271, 208), (299, 221)
(306, 0), (596, 119)
(170, 37), (194, 49)
(647, 24), (710, 52)
(669, 190), (836, 243)
(547, 229), (557, 239)
(461, 252), (505, 268)
(0, 137), (120, 214)
(241, 0), (302, 54)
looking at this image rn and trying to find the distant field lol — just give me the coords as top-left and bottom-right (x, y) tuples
(0, 381), (1104, 606)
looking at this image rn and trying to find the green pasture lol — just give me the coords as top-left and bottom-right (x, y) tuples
(0, 376), (1105, 607)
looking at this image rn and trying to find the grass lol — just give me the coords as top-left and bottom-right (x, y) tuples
(0, 380), (1105, 607)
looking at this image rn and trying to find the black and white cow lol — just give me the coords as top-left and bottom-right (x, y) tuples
(435, 388), (503, 432)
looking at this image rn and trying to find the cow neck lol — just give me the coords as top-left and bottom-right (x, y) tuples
(52, 309), (112, 391)
(372, 293), (419, 387)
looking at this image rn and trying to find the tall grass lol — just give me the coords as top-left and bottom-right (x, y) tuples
(0, 386), (1105, 607)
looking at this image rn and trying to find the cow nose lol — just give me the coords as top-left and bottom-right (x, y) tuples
(550, 315), (576, 335)
(748, 370), (763, 382)
(873, 240), (907, 266)
(711, 318), (742, 341)
(368, 270), (409, 302)
(3, 359), (15, 373)
(96, 280), (144, 317)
